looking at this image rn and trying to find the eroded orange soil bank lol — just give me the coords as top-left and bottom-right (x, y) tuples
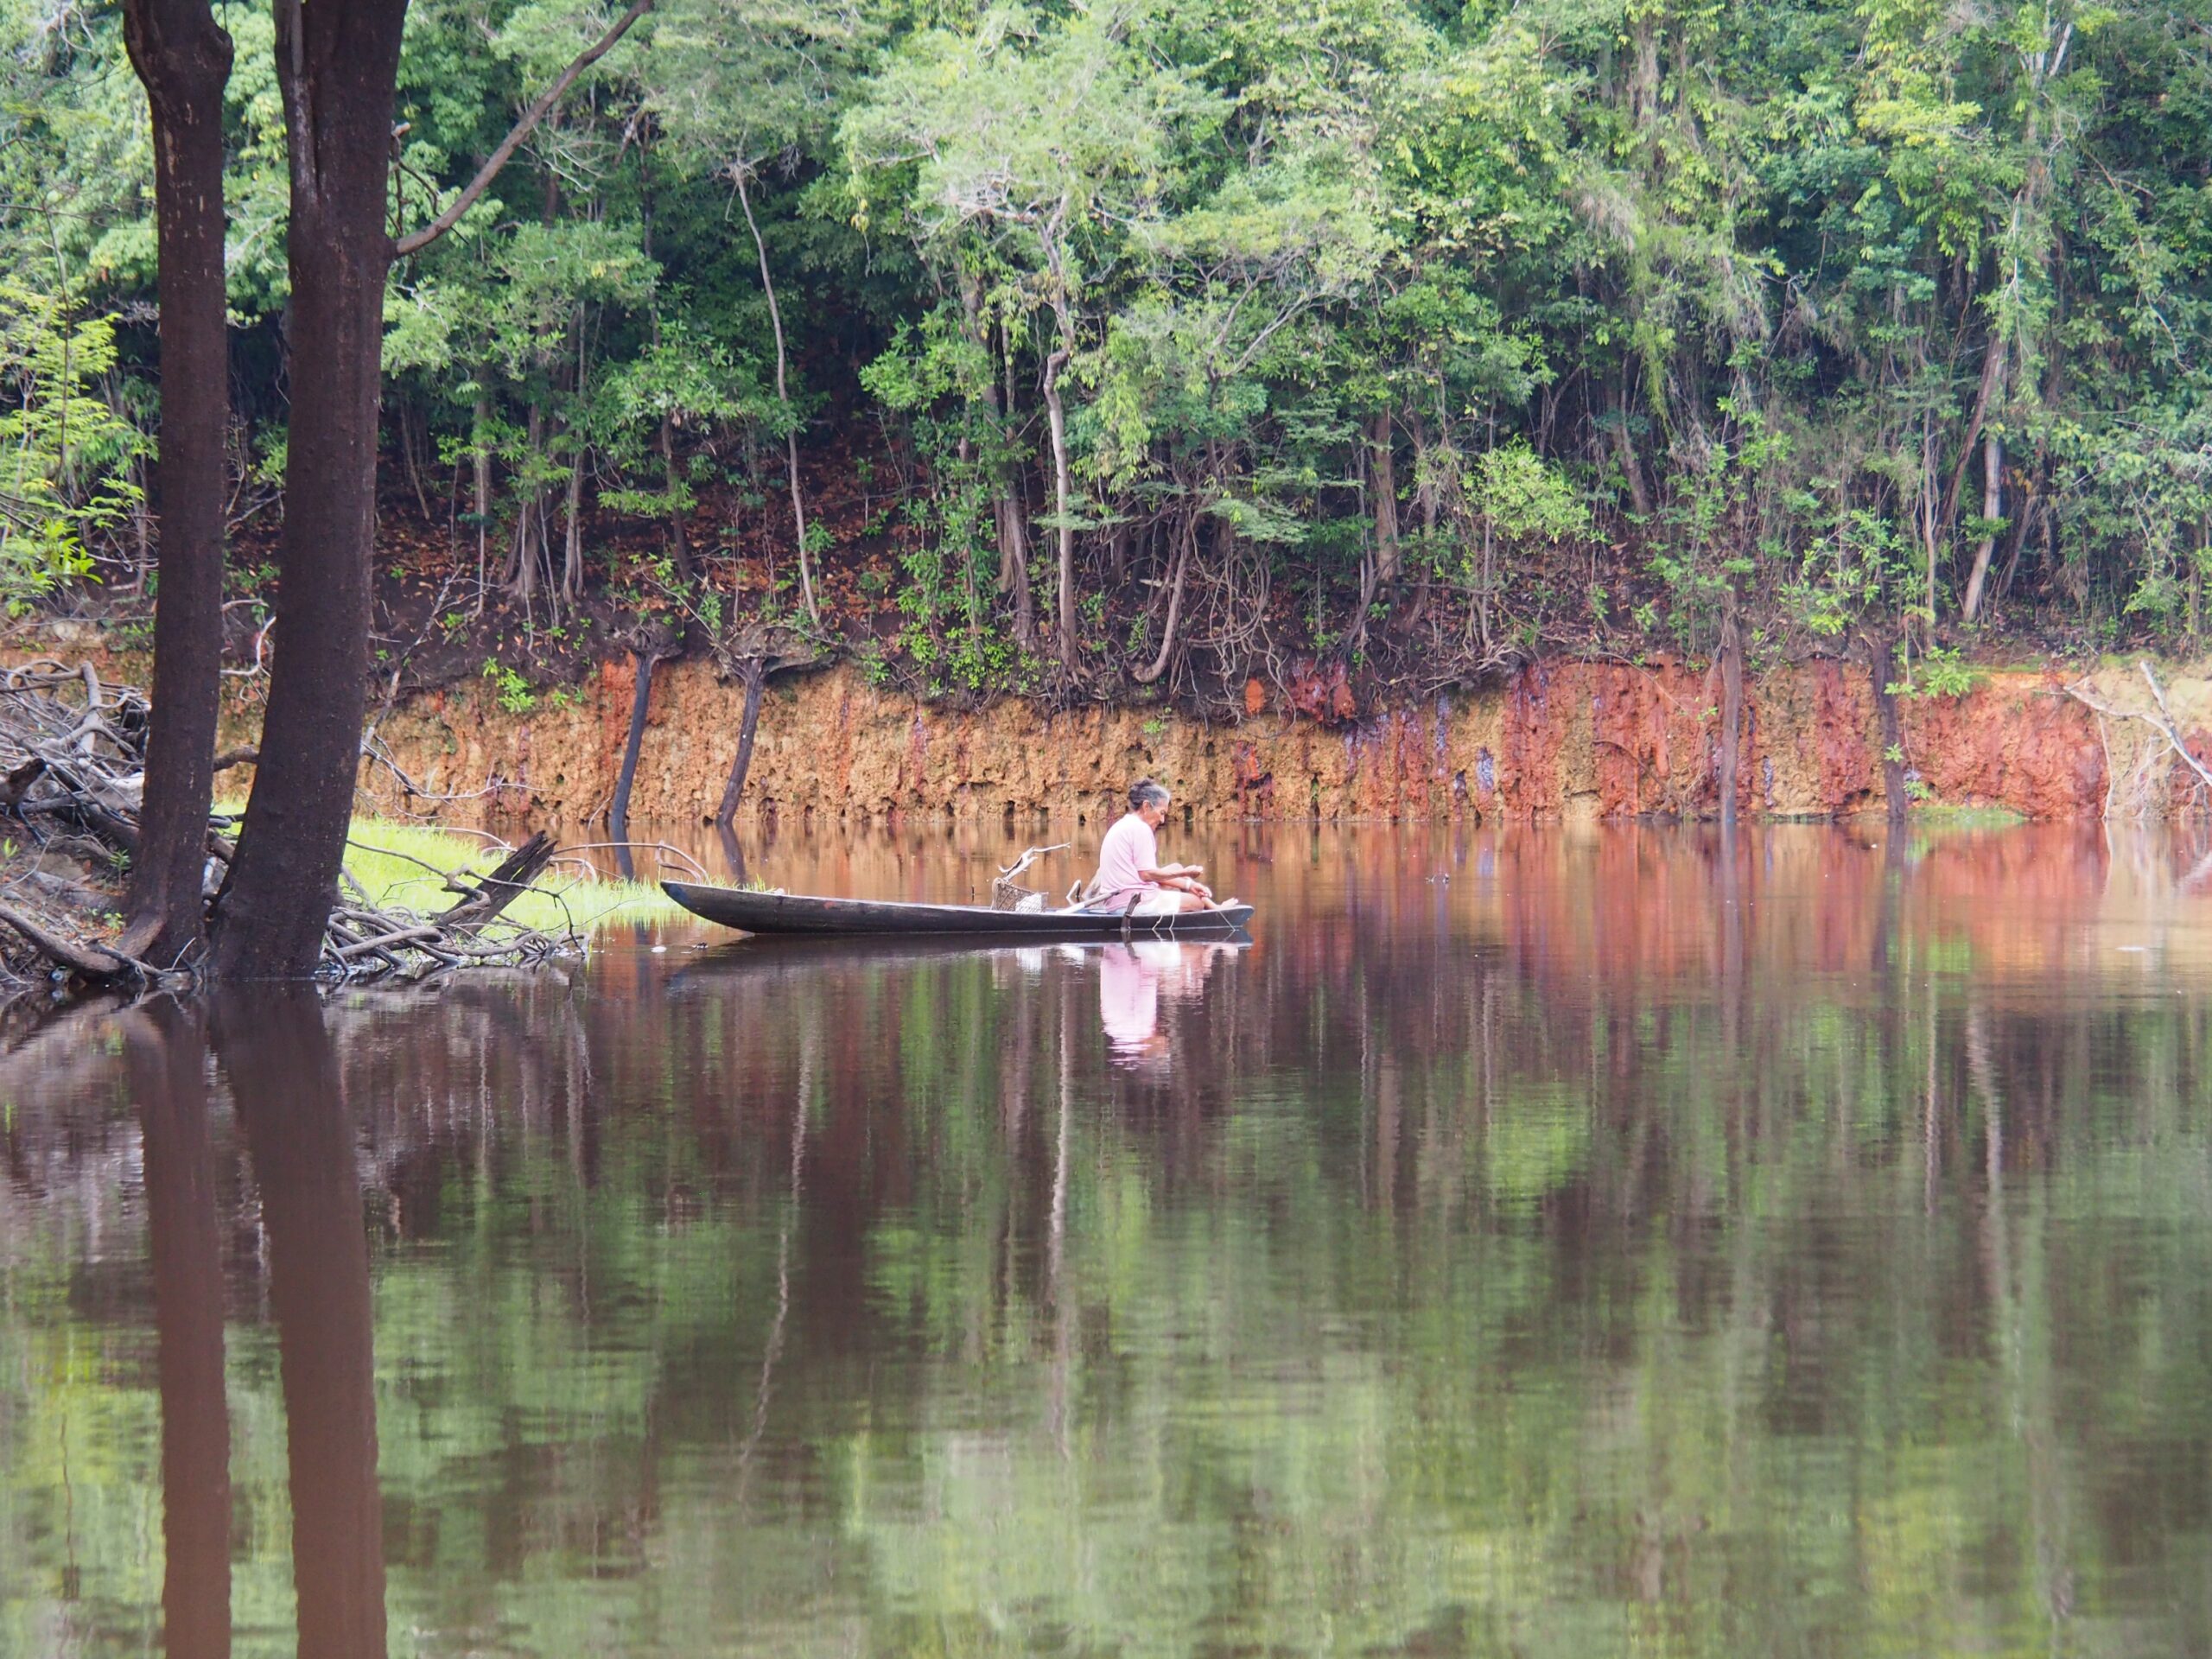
(358, 657), (2121, 828)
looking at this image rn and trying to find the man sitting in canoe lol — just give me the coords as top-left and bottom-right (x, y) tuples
(1088, 779), (1217, 914)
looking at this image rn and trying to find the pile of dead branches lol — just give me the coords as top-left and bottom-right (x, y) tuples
(0, 658), (578, 988)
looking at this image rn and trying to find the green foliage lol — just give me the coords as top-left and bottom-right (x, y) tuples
(0, 0), (2202, 668)
(1891, 644), (1981, 699)
(480, 657), (538, 714)
(0, 281), (141, 597)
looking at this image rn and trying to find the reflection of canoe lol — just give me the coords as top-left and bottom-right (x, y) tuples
(661, 881), (1255, 939)
(668, 933), (1250, 986)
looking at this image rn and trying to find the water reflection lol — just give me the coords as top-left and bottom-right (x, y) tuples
(1098, 941), (1232, 1071)
(128, 1001), (228, 1659)
(214, 990), (386, 1659)
(7, 825), (2212, 1655)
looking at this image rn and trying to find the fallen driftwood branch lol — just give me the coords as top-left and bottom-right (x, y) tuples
(0, 904), (139, 980)
(0, 663), (586, 987)
(435, 830), (556, 930)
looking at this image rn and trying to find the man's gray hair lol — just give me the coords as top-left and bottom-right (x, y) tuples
(1128, 778), (1171, 811)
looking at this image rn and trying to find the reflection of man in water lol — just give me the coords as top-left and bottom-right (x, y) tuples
(1099, 941), (1226, 1069)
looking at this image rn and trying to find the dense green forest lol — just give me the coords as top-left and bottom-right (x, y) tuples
(1, 0), (2208, 703)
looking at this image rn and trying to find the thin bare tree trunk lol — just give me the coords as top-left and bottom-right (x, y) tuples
(1611, 377), (1651, 517)
(715, 657), (767, 829)
(660, 413), (690, 580)
(471, 390), (492, 612)
(1370, 410), (1400, 583)
(735, 171), (817, 625)
(1717, 602), (1743, 825)
(997, 323), (1035, 645)
(1942, 337), (2004, 551)
(1133, 516), (1192, 685)
(1870, 627), (1909, 823)
(1921, 411), (1940, 623)
(399, 397), (431, 521)
(1961, 430), (2003, 621)
(1040, 204), (1079, 668)
(610, 640), (668, 862)
(1042, 339), (1076, 668)
(562, 317), (588, 603)
(561, 430), (585, 604)
(508, 404), (544, 596)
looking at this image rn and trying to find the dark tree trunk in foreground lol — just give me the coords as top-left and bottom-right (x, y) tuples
(210, 1), (408, 978)
(129, 1000), (231, 1659)
(219, 988), (387, 1659)
(715, 658), (767, 830)
(119, 1), (233, 965)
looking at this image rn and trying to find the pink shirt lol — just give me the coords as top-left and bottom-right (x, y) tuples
(1093, 811), (1161, 910)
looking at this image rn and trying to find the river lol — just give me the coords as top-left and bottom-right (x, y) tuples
(5, 821), (2212, 1656)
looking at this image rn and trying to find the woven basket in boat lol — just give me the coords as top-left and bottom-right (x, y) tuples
(991, 877), (1046, 912)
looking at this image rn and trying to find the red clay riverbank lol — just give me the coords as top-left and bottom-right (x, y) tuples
(353, 656), (2134, 829)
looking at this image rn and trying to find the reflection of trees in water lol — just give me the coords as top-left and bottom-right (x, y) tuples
(128, 999), (229, 1659)
(5, 828), (2212, 1649)
(216, 989), (387, 1659)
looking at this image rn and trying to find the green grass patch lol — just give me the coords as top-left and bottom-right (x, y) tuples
(1909, 804), (2028, 828)
(1904, 804), (2030, 855)
(341, 819), (684, 935)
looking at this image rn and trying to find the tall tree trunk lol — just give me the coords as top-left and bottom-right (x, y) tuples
(560, 313), (587, 604)
(119, 0), (233, 965)
(995, 320), (1036, 645)
(1920, 410), (1941, 625)
(1370, 410), (1400, 583)
(1132, 514), (1192, 686)
(1942, 336), (2004, 555)
(129, 1001), (230, 1659)
(659, 413), (689, 580)
(508, 404), (545, 598)
(398, 397), (431, 520)
(1716, 601), (1743, 826)
(558, 407), (586, 608)
(1611, 376), (1651, 517)
(1042, 335), (1076, 668)
(961, 275), (1027, 628)
(715, 657), (767, 829)
(1870, 627), (1909, 823)
(221, 991), (387, 1659)
(1039, 208), (1079, 669)
(735, 172), (816, 625)
(208, 0), (407, 979)
(560, 439), (585, 605)
(1960, 430), (2003, 622)
(471, 389), (492, 611)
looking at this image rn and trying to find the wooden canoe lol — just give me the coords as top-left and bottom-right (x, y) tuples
(661, 881), (1255, 939)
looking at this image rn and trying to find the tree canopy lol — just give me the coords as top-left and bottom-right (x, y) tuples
(0, 0), (2206, 702)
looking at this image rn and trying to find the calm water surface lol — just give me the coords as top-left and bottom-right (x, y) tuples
(6, 823), (2212, 1657)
